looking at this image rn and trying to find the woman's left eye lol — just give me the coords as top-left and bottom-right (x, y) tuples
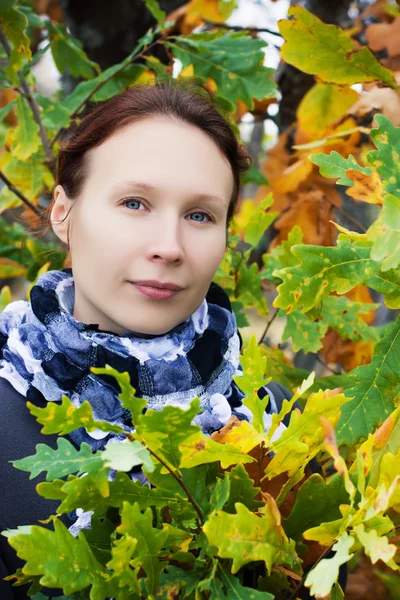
(187, 211), (214, 223)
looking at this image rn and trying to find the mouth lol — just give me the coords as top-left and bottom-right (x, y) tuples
(128, 282), (182, 300)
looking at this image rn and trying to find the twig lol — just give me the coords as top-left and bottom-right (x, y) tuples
(259, 307), (279, 345)
(255, 443), (266, 497)
(0, 171), (43, 217)
(315, 354), (340, 376)
(203, 21), (282, 37)
(326, 197), (367, 233)
(146, 447), (205, 524)
(0, 26), (55, 175)
(50, 36), (163, 148)
(287, 543), (334, 600)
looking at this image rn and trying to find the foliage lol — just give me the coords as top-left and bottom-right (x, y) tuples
(1, 0), (400, 598)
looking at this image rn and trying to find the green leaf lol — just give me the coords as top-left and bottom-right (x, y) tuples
(282, 294), (379, 354)
(0, 257), (26, 278)
(241, 165), (268, 186)
(321, 295), (379, 343)
(304, 533), (354, 598)
(282, 473), (349, 542)
(210, 474), (230, 511)
(61, 33), (155, 115)
(258, 346), (309, 395)
(18, 4), (43, 29)
(27, 394), (126, 436)
(337, 317), (400, 446)
(203, 501), (297, 574)
(35, 94), (71, 130)
(0, 99), (16, 123)
(309, 151), (372, 186)
(274, 237), (379, 314)
(12, 95), (41, 160)
(367, 194), (400, 271)
(368, 114), (400, 197)
(282, 310), (328, 353)
(0, 152), (51, 211)
(91, 365), (147, 425)
(224, 463), (263, 514)
(102, 439), (154, 473)
(0, 285), (12, 311)
(144, 0), (166, 29)
(367, 268), (400, 309)
(12, 438), (103, 481)
(0, 1), (31, 66)
(261, 225), (303, 282)
(234, 334), (271, 433)
(46, 22), (99, 79)
(278, 5), (396, 87)
(135, 397), (201, 471)
(5, 518), (113, 598)
(237, 261), (269, 318)
(91, 64), (146, 102)
(219, 565), (274, 599)
(117, 502), (168, 595)
(166, 31), (276, 111)
(106, 534), (141, 595)
(38, 469), (189, 516)
(243, 193), (277, 247)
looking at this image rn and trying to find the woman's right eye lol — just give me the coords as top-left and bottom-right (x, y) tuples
(121, 198), (144, 211)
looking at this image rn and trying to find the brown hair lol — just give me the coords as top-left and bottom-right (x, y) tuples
(38, 79), (251, 243)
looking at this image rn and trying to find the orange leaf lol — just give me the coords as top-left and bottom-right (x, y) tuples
(321, 330), (374, 372)
(345, 169), (384, 204)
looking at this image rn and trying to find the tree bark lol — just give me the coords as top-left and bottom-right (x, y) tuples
(60, 0), (187, 69)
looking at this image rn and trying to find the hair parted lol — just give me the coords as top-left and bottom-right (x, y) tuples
(35, 79), (252, 240)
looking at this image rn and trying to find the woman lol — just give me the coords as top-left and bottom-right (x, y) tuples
(0, 81), (297, 599)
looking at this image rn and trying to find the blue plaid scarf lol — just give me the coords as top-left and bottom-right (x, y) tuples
(0, 269), (252, 450)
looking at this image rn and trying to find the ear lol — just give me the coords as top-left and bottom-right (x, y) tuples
(50, 185), (74, 245)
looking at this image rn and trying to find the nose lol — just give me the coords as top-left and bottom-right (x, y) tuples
(145, 217), (184, 265)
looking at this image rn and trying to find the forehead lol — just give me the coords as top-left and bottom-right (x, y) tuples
(84, 116), (234, 200)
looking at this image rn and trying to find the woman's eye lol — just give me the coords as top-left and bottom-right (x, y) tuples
(122, 199), (144, 210)
(188, 211), (213, 223)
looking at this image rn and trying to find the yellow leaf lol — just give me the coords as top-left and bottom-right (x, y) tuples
(353, 523), (397, 566)
(270, 158), (313, 195)
(320, 417), (356, 501)
(263, 389), (349, 480)
(297, 83), (359, 138)
(345, 169), (384, 204)
(179, 64), (195, 79)
(214, 418), (265, 454)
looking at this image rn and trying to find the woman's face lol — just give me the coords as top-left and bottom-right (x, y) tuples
(51, 116), (233, 335)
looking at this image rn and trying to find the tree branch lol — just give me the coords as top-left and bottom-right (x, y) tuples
(0, 171), (43, 218)
(50, 35), (163, 148)
(0, 26), (55, 175)
(259, 307), (280, 345)
(146, 447), (205, 524)
(203, 20), (282, 37)
(287, 542), (334, 600)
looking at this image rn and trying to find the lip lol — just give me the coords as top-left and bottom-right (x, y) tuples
(131, 279), (183, 291)
(129, 282), (181, 300)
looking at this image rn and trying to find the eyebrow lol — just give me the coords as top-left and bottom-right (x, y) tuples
(110, 180), (229, 207)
